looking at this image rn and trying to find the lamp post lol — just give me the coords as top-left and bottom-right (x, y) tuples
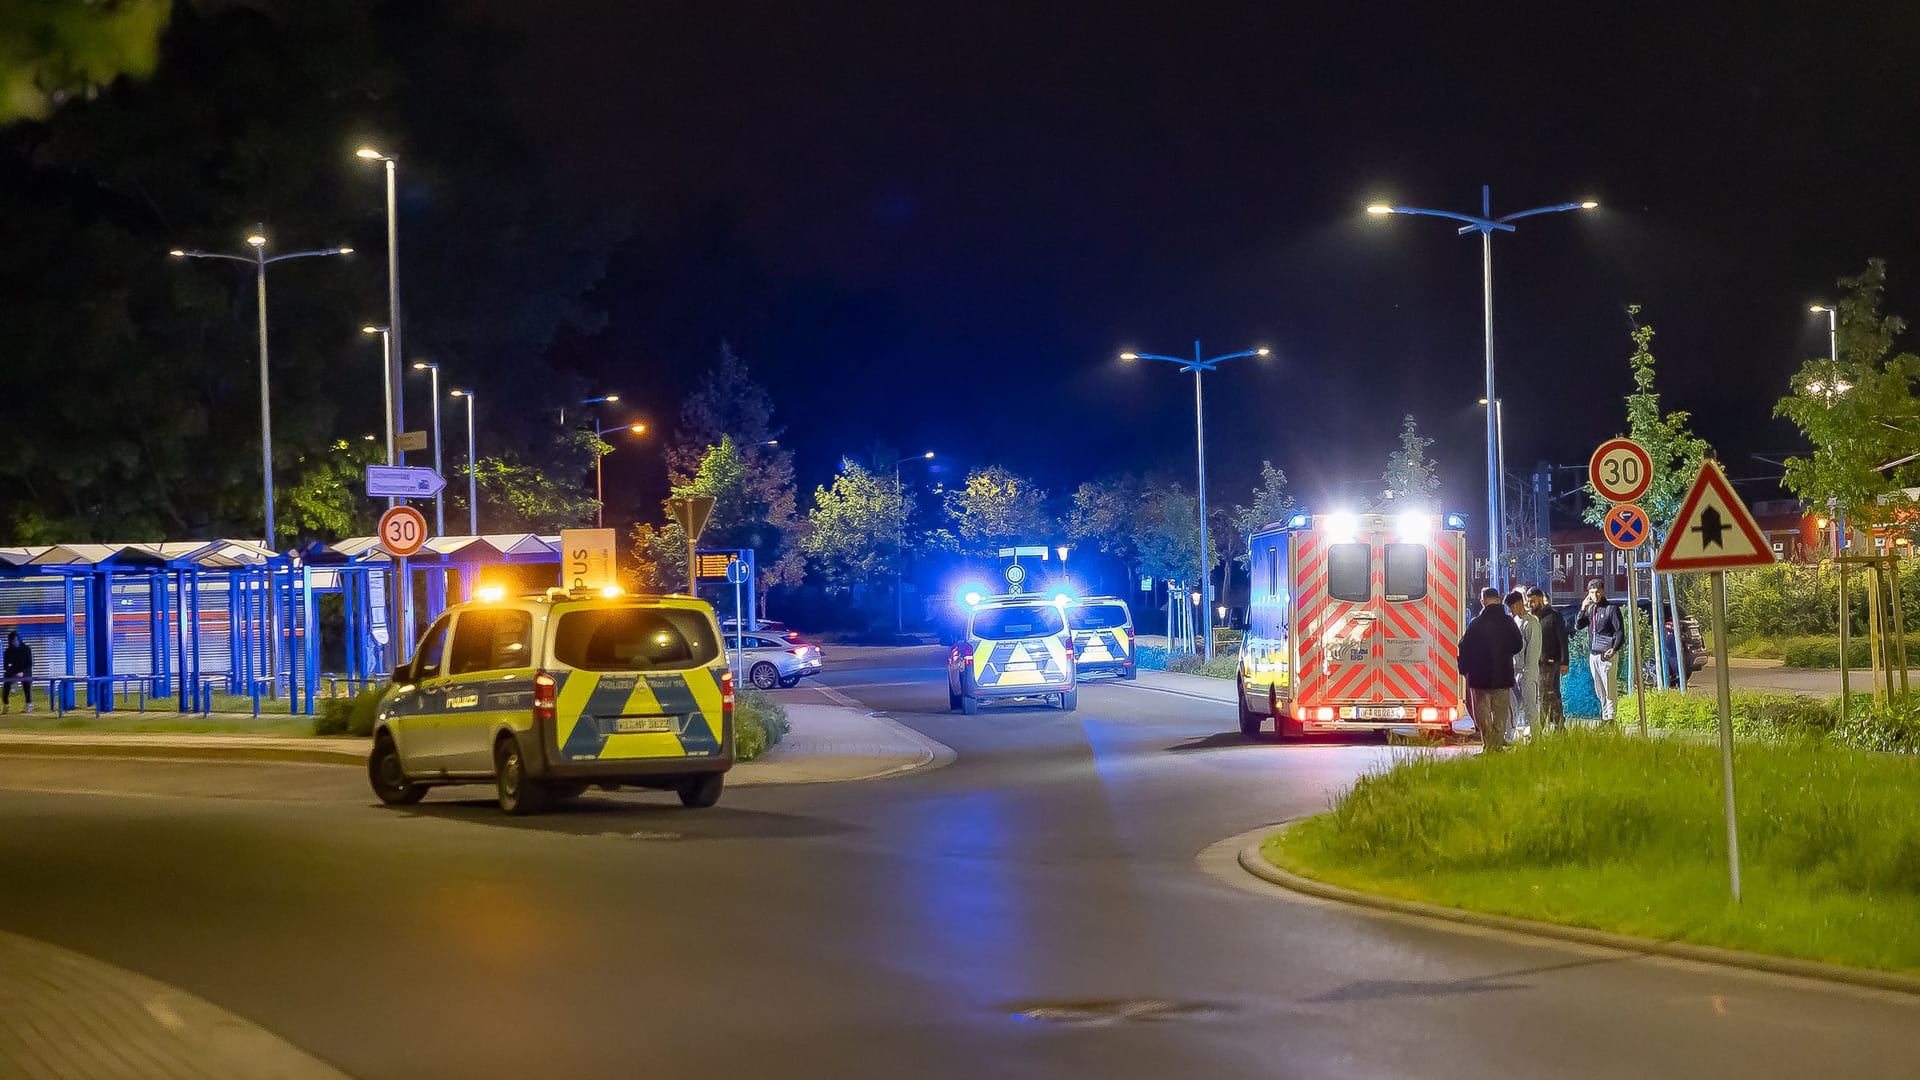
(599, 421), (649, 529)
(361, 326), (395, 475)
(356, 146), (406, 462)
(1368, 189), (1597, 587)
(1479, 397), (1506, 577)
(1120, 343), (1270, 658)
(169, 231), (352, 544)
(576, 395), (622, 528)
(893, 451), (936, 630)
(1810, 302), (1852, 711)
(411, 361), (446, 534)
(451, 389), (478, 536)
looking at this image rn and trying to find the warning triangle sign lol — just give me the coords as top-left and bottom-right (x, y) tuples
(1652, 459), (1776, 572)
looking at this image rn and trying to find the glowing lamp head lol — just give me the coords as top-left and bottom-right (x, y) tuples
(1119, 352), (1139, 361)
(1324, 513), (1358, 543)
(362, 324), (384, 335)
(412, 361), (431, 370)
(1053, 593), (1072, 608)
(963, 591), (984, 608)
(600, 585), (625, 598)
(245, 233), (267, 247)
(1810, 304), (1830, 314)
(1579, 200), (1599, 210)
(1366, 204), (1392, 215)
(355, 146), (386, 160)
(168, 248), (186, 257)
(1256, 347), (1271, 356)
(629, 423), (647, 435)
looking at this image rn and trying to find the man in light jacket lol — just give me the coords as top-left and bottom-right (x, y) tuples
(1506, 589), (1542, 739)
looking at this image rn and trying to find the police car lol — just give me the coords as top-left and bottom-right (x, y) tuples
(947, 594), (1077, 714)
(367, 587), (734, 815)
(1065, 596), (1135, 680)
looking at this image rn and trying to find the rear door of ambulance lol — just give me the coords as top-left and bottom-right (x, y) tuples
(1291, 527), (1381, 719)
(544, 602), (731, 765)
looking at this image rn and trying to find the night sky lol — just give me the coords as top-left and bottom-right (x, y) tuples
(460, 2), (1920, 522)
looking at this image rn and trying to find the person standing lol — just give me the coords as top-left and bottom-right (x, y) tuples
(1458, 586), (1524, 751)
(1528, 586), (1571, 731)
(1575, 579), (1624, 723)
(1506, 589), (1542, 739)
(2, 630), (31, 714)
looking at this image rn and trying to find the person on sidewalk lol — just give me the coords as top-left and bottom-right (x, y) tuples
(1458, 587), (1524, 751)
(2, 631), (31, 714)
(1575, 579), (1623, 723)
(1506, 589), (1542, 739)
(1528, 586), (1570, 732)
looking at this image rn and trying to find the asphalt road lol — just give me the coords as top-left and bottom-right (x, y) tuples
(0, 646), (1914, 1079)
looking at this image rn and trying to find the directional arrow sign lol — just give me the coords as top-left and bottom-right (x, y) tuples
(1652, 459), (1775, 572)
(366, 465), (446, 499)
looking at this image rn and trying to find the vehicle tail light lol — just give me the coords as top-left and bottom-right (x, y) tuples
(721, 668), (735, 716)
(955, 641), (974, 663)
(533, 671), (556, 723)
(1448, 707), (1459, 721)
(1062, 637), (1076, 660)
(1419, 707), (1439, 722)
(1315, 706), (1335, 721)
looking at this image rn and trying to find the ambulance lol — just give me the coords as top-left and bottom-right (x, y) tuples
(368, 587), (734, 814)
(1237, 511), (1469, 740)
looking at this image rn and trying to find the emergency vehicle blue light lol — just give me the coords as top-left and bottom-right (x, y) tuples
(1444, 513), (1468, 530)
(1052, 592), (1073, 607)
(1288, 513), (1310, 529)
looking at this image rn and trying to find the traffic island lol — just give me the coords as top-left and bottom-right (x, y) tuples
(1243, 729), (1920, 988)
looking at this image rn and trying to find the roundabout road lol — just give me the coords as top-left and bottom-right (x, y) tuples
(0, 645), (1912, 1078)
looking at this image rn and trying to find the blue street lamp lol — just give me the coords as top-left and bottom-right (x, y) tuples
(1368, 188), (1597, 586)
(1120, 343), (1270, 658)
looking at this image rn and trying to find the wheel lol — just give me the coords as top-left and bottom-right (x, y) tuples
(678, 772), (724, 808)
(494, 736), (548, 815)
(778, 674), (801, 689)
(549, 781), (589, 801)
(1237, 677), (1264, 739)
(368, 734), (426, 805)
(948, 685), (962, 711)
(961, 693), (979, 716)
(1060, 689), (1078, 712)
(750, 662), (780, 690)
(1123, 664), (1137, 681)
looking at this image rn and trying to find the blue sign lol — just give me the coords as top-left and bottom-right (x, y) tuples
(726, 559), (750, 585)
(1604, 503), (1651, 550)
(366, 465), (446, 499)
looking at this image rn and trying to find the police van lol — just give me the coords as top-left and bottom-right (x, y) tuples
(947, 594), (1078, 714)
(1065, 596), (1135, 680)
(368, 587), (734, 815)
(1238, 511), (1468, 741)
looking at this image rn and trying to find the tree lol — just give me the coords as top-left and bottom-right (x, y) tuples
(1068, 474), (1145, 584)
(946, 466), (1050, 556)
(1774, 261), (1920, 531)
(802, 460), (912, 588)
(624, 436), (806, 596)
(1133, 482), (1218, 586)
(282, 438), (385, 541)
(1380, 415), (1441, 510)
(0, 0), (171, 122)
(1583, 307), (1711, 534)
(467, 455), (599, 534)
(1231, 461), (1297, 569)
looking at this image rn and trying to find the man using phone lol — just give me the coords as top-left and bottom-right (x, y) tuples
(1574, 578), (1624, 723)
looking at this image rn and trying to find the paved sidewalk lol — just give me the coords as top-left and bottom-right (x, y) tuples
(1120, 668), (1236, 704)
(0, 699), (950, 785)
(0, 929), (349, 1079)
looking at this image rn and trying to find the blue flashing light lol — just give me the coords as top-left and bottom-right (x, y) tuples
(1052, 592), (1073, 607)
(1444, 513), (1468, 530)
(1287, 512), (1311, 529)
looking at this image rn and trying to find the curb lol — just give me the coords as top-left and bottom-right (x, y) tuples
(0, 739), (364, 767)
(1237, 822), (1920, 998)
(1115, 676), (1236, 707)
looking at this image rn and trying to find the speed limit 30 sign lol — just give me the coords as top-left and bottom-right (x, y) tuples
(1590, 437), (1653, 504)
(379, 505), (429, 558)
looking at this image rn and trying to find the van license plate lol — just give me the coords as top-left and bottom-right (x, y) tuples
(1006, 662), (1038, 672)
(613, 717), (674, 734)
(1357, 706), (1402, 720)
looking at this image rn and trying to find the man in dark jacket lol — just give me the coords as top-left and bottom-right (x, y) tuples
(2, 630), (31, 714)
(1458, 587), (1524, 750)
(1575, 579), (1624, 723)
(1527, 586), (1570, 731)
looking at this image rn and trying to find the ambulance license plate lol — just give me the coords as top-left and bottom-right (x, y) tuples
(613, 717), (675, 734)
(1356, 706), (1402, 720)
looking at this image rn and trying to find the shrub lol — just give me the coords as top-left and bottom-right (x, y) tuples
(1135, 645), (1171, 670)
(1781, 638), (1875, 669)
(1641, 689), (1836, 741)
(734, 688), (790, 763)
(1163, 653), (1239, 678)
(346, 686), (385, 737)
(313, 698), (351, 736)
(1832, 694), (1920, 754)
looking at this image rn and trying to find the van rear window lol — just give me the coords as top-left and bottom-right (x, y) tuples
(1327, 544), (1370, 602)
(1067, 603), (1129, 630)
(552, 607), (719, 672)
(1384, 544), (1428, 601)
(973, 605), (1065, 640)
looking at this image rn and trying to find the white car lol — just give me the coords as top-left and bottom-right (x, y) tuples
(727, 632), (824, 689)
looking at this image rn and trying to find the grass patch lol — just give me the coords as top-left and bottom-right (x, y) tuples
(0, 712), (320, 737)
(1137, 645), (1237, 678)
(734, 689), (790, 763)
(1265, 730), (1920, 973)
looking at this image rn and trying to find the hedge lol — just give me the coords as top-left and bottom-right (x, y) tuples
(1639, 687), (1920, 752)
(1780, 638), (1876, 669)
(734, 688), (790, 762)
(313, 685), (385, 736)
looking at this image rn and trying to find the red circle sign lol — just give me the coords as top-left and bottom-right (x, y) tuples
(378, 505), (429, 557)
(1589, 438), (1653, 503)
(1603, 503), (1651, 550)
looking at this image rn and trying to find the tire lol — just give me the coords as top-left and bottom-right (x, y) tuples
(778, 674), (801, 689)
(948, 686), (962, 711)
(1237, 677), (1264, 739)
(1123, 664), (1137, 681)
(368, 734), (426, 805)
(549, 781), (590, 802)
(750, 662), (780, 690)
(1060, 689), (1078, 712)
(678, 772), (724, 808)
(961, 693), (979, 716)
(494, 735), (549, 816)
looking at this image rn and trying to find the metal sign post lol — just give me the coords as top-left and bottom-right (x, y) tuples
(727, 558), (750, 686)
(1711, 569), (1741, 903)
(1627, 549), (1646, 737)
(669, 496), (716, 597)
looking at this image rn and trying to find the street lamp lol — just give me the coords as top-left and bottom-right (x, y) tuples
(356, 146), (406, 462)
(170, 230), (352, 544)
(596, 421), (650, 529)
(1120, 342), (1270, 657)
(1478, 397), (1506, 574)
(1367, 188), (1597, 587)
(411, 361), (446, 534)
(361, 326), (395, 474)
(893, 451), (937, 630)
(577, 395), (623, 528)
(450, 389), (478, 536)
(1810, 302), (1851, 709)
